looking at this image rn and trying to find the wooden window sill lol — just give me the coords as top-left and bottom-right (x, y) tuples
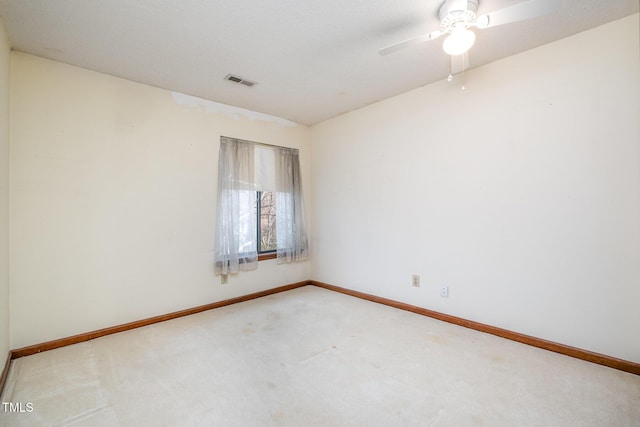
(258, 252), (277, 261)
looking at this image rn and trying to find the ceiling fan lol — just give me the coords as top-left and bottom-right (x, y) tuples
(378, 0), (559, 57)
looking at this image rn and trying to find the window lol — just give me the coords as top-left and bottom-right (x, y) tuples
(214, 137), (308, 275)
(257, 191), (277, 253)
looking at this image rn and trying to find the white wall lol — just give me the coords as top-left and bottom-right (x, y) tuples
(311, 15), (640, 363)
(0, 16), (10, 362)
(9, 53), (311, 349)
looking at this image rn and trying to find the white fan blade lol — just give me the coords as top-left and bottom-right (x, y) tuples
(476, 0), (559, 29)
(378, 30), (443, 56)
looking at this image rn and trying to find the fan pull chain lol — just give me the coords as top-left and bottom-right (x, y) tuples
(461, 52), (467, 91)
(446, 53), (468, 91)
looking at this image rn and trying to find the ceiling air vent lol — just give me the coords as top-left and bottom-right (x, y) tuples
(224, 74), (256, 87)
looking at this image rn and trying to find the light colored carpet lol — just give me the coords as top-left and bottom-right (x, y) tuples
(1, 285), (639, 426)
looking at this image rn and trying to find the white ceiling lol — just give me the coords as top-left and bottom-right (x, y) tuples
(0, 0), (637, 125)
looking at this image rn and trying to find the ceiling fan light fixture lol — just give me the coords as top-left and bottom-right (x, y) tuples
(442, 28), (476, 56)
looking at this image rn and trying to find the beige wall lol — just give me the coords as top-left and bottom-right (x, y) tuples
(311, 15), (640, 363)
(9, 53), (311, 348)
(0, 17), (10, 361)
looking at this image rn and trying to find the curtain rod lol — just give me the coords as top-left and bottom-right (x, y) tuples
(221, 135), (297, 152)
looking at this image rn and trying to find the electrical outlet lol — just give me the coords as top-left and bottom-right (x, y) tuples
(412, 274), (420, 287)
(221, 274), (228, 284)
(440, 285), (449, 297)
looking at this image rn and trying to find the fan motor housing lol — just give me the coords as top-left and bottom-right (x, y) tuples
(439, 0), (479, 32)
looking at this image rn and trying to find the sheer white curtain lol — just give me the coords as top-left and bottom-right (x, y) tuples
(275, 146), (309, 263)
(214, 137), (258, 275)
(214, 137), (308, 276)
